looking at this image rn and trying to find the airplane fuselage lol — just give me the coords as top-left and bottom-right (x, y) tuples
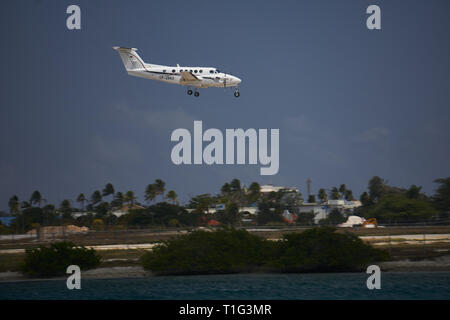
(114, 46), (241, 96)
(128, 65), (241, 89)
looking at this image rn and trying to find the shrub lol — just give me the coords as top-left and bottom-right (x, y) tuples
(21, 241), (101, 277)
(141, 227), (389, 276)
(141, 228), (272, 275)
(273, 227), (389, 272)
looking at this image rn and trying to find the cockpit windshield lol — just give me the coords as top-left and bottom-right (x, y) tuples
(216, 69), (220, 73)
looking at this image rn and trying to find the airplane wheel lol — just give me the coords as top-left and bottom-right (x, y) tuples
(234, 91), (240, 97)
(194, 91), (200, 97)
(187, 89), (193, 95)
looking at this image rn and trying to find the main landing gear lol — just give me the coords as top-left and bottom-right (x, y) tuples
(187, 89), (200, 97)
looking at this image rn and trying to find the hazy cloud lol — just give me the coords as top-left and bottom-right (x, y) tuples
(353, 127), (390, 143)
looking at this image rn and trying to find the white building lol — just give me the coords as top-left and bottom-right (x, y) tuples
(298, 200), (362, 224)
(260, 184), (299, 193)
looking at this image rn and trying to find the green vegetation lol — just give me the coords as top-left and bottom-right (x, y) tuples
(355, 176), (442, 223)
(272, 227), (389, 272)
(21, 241), (101, 277)
(365, 193), (437, 222)
(2, 176), (449, 234)
(141, 227), (389, 275)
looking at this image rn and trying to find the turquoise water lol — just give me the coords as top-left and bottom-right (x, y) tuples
(1, 272), (449, 300)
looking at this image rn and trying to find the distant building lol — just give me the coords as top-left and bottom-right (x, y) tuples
(260, 184), (299, 193)
(298, 200), (362, 224)
(112, 204), (145, 217)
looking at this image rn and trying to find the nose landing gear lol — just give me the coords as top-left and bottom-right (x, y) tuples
(234, 89), (240, 98)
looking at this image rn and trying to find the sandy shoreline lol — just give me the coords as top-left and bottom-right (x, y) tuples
(1, 257), (450, 283)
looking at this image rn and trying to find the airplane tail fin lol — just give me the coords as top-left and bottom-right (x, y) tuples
(113, 47), (146, 71)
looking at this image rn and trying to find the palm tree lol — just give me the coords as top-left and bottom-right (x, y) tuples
(90, 190), (102, 206)
(329, 187), (341, 200)
(230, 179), (241, 193)
(102, 183), (115, 198)
(124, 191), (137, 208)
(112, 192), (124, 208)
(8, 195), (20, 215)
(30, 190), (46, 207)
(60, 199), (72, 213)
(221, 183), (231, 196)
(318, 188), (327, 203)
(145, 184), (157, 204)
(76, 193), (87, 210)
(154, 179), (166, 201)
(344, 189), (355, 201)
(166, 190), (178, 204)
(247, 182), (261, 204)
(339, 184), (347, 199)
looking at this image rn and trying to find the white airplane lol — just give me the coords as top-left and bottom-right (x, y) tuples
(113, 47), (242, 97)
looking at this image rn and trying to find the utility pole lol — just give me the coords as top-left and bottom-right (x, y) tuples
(306, 178), (312, 197)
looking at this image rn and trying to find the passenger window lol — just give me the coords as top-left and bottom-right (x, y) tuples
(209, 70), (214, 74)
(172, 69), (175, 73)
(194, 70), (198, 73)
(199, 70), (203, 73)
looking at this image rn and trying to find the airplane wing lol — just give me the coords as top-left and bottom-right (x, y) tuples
(180, 71), (201, 82)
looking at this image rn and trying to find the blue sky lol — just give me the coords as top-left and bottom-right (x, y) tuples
(1, 0), (450, 210)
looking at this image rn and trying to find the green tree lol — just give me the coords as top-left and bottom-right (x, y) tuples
(124, 191), (137, 208)
(221, 183), (231, 196)
(339, 184), (347, 198)
(368, 176), (387, 202)
(59, 199), (72, 213)
(223, 202), (240, 226)
(318, 188), (327, 203)
(42, 204), (57, 226)
(433, 178), (450, 213)
(360, 192), (372, 206)
(329, 187), (341, 200)
(230, 179), (241, 193)
(21, 242), (101, 277)
(297, 211), (315, 226)
(166, 190), (178, 204)
(154, 179), (166, 201)
(247, 182), (261, 204)
(189, 194), (215, 214)
(344, 189), (355, 201)
(111, 192), (124, 208)
(76, 193), (87, 210)
(8, 195), (20, 215)
(90, 190), (102, 206)
(30, 190), (46, 207)
(145, 184), (157, 204)
(102, 183), (115, 198)
(327, 208), (346, 225)
(366, 193), (437, 223)
(256, 200), (283, 225)
(307, 194), (316, 203)
(406, 184), (422, 199)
